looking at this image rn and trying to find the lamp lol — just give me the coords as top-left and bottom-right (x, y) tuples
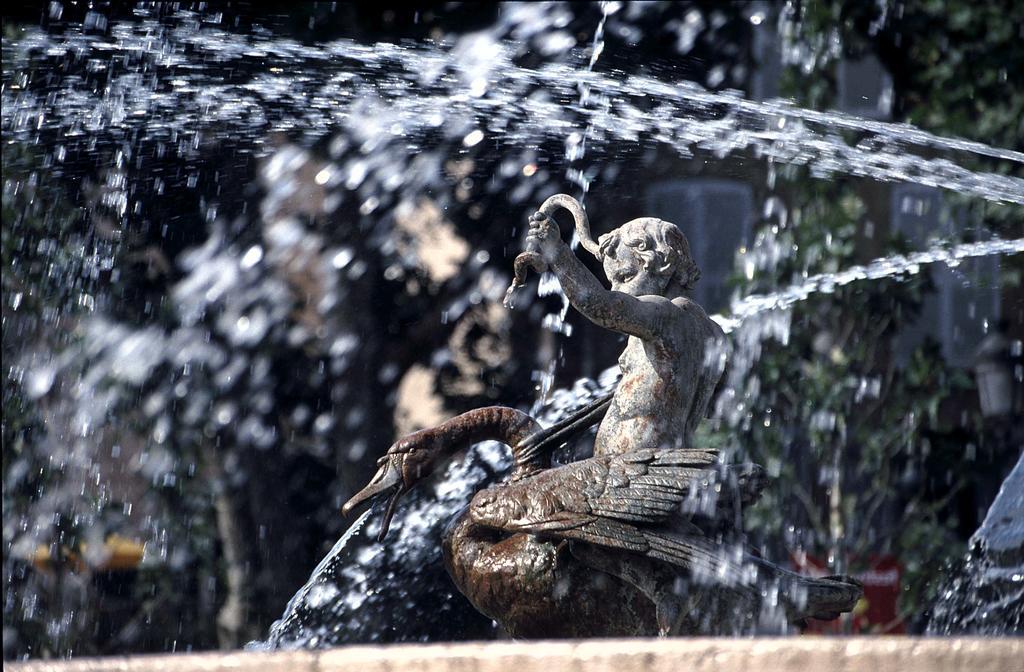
(972, 323), (1020, 419)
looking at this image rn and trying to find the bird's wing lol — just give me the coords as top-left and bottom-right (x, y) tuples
(583, 448), (720, 523)
(467, 448), (759, 581)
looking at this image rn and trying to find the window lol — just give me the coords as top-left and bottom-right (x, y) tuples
(891, 184), (1000, 367)
(837, 54), (893, 119)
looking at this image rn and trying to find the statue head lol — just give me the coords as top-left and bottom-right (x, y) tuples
(597, 217), (700, 297)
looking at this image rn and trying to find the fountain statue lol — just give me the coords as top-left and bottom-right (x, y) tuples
(343, 194), (863, 637)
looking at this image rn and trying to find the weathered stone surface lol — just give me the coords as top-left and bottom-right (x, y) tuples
(8, 638), (1021, 672)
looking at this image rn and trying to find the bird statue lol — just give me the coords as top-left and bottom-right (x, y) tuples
(342, 403), (863, 638)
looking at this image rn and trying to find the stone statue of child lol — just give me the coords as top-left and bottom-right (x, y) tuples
(343, 196), (861, 637)
(512, 199), (736, 632)
(346, 197), (864, 635)
(523, 203), (726, 456)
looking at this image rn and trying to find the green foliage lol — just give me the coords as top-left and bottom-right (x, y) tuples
(788, 0), (1024, 237)
(714, 0), (1023, 631)
(719, 178), (979, 630)
(790, 0), (1024, 146)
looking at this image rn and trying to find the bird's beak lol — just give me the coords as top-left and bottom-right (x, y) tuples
(343, 460), (403, 515)
(342, 459), (406, 541)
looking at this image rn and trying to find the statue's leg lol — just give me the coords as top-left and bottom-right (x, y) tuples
(568, 542), (697, 636)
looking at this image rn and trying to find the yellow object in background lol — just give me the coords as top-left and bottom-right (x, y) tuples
(30, 534), (146, 573)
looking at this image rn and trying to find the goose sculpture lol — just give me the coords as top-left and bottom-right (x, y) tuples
(342, 404), (862, 638)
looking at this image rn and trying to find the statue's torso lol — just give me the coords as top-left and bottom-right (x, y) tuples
(594, 300), (724, 456)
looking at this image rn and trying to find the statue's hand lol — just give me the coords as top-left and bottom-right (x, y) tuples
(525, 211), (562, 262)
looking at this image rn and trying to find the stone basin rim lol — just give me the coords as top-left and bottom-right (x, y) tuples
(7, 637), (1021, 672)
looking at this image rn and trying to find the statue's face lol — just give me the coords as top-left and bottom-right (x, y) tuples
(600, 219), (671, 297)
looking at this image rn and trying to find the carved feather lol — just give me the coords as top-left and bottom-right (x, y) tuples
(467, 448), (763, 583)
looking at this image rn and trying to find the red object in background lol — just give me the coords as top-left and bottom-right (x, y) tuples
(791, 551), (906, 634)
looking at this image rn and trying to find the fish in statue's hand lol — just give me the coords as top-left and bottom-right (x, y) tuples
(503, 212), (550, 309)
(504, 194), (594, 308)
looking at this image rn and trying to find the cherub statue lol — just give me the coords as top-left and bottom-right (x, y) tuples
(343, 195), (862, 638)
(508, 193), (727, 456)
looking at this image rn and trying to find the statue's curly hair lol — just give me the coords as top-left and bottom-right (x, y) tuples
(597, 218), (700, 294)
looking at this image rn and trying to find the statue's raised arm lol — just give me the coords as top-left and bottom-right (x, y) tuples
(526, 210), (701, 344)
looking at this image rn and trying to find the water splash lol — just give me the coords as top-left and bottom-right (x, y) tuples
(258, 376), (616, 648)
(928, 453), (1024, 635)
(250, 506), (372, 650)
(532, 2), (617, 410)
(714, 237), (1024, 334)
(5, 14), (1022, 213)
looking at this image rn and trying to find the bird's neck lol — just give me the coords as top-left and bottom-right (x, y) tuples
(429, 406), (545, 481)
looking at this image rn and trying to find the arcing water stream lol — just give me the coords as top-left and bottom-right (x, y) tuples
(4, 11), (1022, 210)
(3, 3), (1022, 656)
(718, 237), (1024, 335)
